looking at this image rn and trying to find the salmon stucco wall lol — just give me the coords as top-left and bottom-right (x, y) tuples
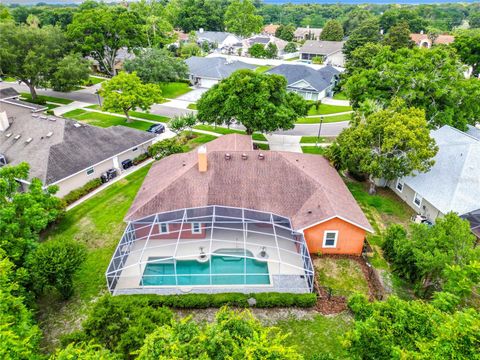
(303, 217), (367, 256)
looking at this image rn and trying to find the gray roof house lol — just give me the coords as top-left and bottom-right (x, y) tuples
(196, 30), (242, 54)
(390, 125), (480, 221)
(0, 88), (156, 197)
(294, 27), (323, 41)
(242, 35), (288, 57)
(299, 40), (346, 67)
(266, 64), (341, 100)
(185, 56), (256, 88)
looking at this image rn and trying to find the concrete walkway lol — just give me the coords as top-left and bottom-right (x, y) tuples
(161, 99), (195, 110)
(266, 135), (303, 153)
(54, 101), (91, 116)
(322, 97), (350, 106)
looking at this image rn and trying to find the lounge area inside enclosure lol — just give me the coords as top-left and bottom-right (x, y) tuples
(107, 206), (314, 295)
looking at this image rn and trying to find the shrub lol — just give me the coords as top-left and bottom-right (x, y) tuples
(132, 152), (149, 165)
(148, 137), (184, 159)
(46, 109), (54, 115)
(62, 178), (102, 206)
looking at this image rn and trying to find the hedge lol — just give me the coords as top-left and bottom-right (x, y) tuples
(132, 152), (149, 165)
(62, 178), (103, 206)
(115, 292), (317, 309)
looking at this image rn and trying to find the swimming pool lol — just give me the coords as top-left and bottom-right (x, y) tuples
(141, 249), (270, 286)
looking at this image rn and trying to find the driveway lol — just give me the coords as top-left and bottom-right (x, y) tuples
(266, 135), (302, 153)
(176, 87), (208, 102)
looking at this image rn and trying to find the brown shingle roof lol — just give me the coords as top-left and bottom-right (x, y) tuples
(410, 33), (455, 45)
(126, 135), (372, 232)
(263, 24), (280, 35)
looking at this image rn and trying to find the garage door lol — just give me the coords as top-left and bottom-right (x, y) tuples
(200, 78), (219, 88)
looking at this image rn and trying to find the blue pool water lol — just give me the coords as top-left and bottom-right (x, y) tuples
(141, 249), (270, 286)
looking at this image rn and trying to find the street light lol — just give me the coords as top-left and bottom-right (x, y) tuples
(315, 116), (324, 148)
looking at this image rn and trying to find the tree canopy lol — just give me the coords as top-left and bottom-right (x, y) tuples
(197, 69), (307, 134)
(383, 21), (414, 51)
(275, 24), (295, 42)
(453, 29), (480, 78)
(343, 18), (382, 59)
(319, 19), (344, 41)
(225, 0), (263, 37)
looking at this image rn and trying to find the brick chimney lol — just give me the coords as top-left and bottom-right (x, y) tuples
(198, 145), (207, 172)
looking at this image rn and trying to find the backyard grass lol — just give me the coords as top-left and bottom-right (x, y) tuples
(302, 146), (326, 155)
(160, 82), (192, 98)
(20, 92), (73, 105)
(62, 109), (152, 131)
(255, 65), (272, 72)
(276, 313), (352, 359)
(308, 103), (352, 116)
(332, 91), (349, 100)
(85, 105), (169, 122)
(314, 257), (370, 297)
(300, 136), (334, 144)
(194, 124), (268, 141)
(296, 113), (352, 124)
(187, 103), (197, 110)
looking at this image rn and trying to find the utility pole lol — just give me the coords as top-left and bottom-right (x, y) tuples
(315, 116), (324, 147)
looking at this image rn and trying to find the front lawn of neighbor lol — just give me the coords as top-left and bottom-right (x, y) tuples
(255, 65), (272, 73)
(276, 313), (352, 359)
(297, 113), (352, 124)
(20, 92), (73, 105)
(187, 103), (197, 110)
(194, 124), (268, 141)
(300, 136), (334, 144)
(160, 82), (192, 98)
(302, 146), (326, 155)
(84, 76), (106, 86)
(2, 76), (17, 82)
(314, 257), (370, 297)
(308, 103), (352, 116)
(62, 109), (152, 131)
(332, 91), (349, 100)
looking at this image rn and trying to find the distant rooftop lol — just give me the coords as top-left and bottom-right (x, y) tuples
(266, 64), (340, 92)
(185, 56), (256, 80)
(299, 40), (345, 56)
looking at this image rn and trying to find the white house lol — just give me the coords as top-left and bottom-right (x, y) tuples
(299, 40), (345, 67)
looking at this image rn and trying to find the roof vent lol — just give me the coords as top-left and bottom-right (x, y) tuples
(39, 115), (47, 120)
(307, 210), (312, 214)
(225, 153), (232, 160)
(25, 137), (32, 144)
(49, 117), (56, 122)
(241, 153), (248, 160)
(73, 123), (81, 128)
(46, 131), (53, 138)
(31, 113), (39, 118)
(258, 153), (265, 160)
(13, 134), (21, 140)
(5, 133), (12, 138)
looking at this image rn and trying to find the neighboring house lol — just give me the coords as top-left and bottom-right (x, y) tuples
(461, 209), (480, 240)
(390, 126), (480, 221)
(266, 64), (340, 100)
(196, 29), (242, 53)
(299, 40), (345, 67)
(410, 33), (455, 48)
(263, 24), (280, 36)
(185, 56), (256, 88)
(87, 47), (135, 74)
(242, 35), (288, 57)
(0, 88), (156, 197)
(106, 134), (373, 295)
(294, 27), (322, 41)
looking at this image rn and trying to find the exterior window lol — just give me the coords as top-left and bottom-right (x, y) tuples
(413, 193), (423, 208)
(192, 222), (201, 234)
(323, 231), (338, 248)
(132, 147), (138, 152)
(86, 167), (94, 176)
(159, 223), (169, 234)
(396, 179), (404, 192)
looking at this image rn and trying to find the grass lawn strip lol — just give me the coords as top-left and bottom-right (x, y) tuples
(85, 105), (169, 123)
(297, 113), (352, 124)
(332, 92), (348, 100)
(187, 103), (197, 110)
(20, 92), (73, 105)
(302, 146), (326, 155)
(308, 103), (352, 116)
(62, 109), (152, 131)
(300, 136), (334, 144)
(255, 65), (273, 73)
(160, 82), (192, 98)
(194, 124), (267, 141)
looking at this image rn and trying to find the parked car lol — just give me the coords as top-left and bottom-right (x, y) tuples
(147, 123), (165, 134)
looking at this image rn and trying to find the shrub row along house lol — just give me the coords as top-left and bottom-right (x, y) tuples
(106, 135), (372, 295)
(0, 88), (156, 197)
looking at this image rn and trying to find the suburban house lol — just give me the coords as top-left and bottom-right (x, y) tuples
(266, 64), (340, 100)
(299, 40), (346, 67)
(242, 35), (288, 57)
(263, 24), (280, 36)
(87, 47), (135, 74)
(196, 29), (242, 53)
(0, 88), (156, 197)
(185, 56), (256, 88)
(294, 27), (322, 41)
(390, 126), (480, 221)
(106, 134), (373, 295)
(410, 33), (455, 48)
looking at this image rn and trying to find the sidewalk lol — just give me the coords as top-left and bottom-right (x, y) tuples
(266, 135), (303, 153)
(53, 101), (91, 116)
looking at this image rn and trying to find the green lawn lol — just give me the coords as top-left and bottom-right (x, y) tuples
(302, 146), (326, 155)
(300, 136), (334, 144)
(160, 82), (192, 98)
(276, 313), (352, 359)
(20, 92), (73, 105)
(255, 65), (272, 73)
(85, 105), (168, 123)
(254, 143), (270, 150)
(297, 113), (352, 124)
(2, 76), (16, 82)
(286, 56), (299, 61)
(187, 132), (218, 148)
(194, 124), (267, 141)
(187, 103), (197, 110)
(63, 109), (152, 131)
(84, 76), (106, 86)
(333, 91), (349, 100)
(308, 104), (352, 116)
(314, 257), (370, 297)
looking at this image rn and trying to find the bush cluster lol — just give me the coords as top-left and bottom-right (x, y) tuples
(62, 178), (102, 206)
(132, 152), (149, 165)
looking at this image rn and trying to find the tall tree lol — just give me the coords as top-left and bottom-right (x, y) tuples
(332, 100), (438, 194)
(99, 72), (163, 123)
(67, 5), (143, 76)
(380, 8), (429, 33)
(453, 29), (480, 77)
(0, 23), (88, 99)
(124, 48), (188, 84)
(275, 24), (295, 42)
(383, 21), (414, 51)
(320, 19), (344, 41)
(225, 0), (263, 37)
(342, 9), (375, 35)
(166, 0), (228, 33)
(197, 69), (307, 134)
(469, 12), (480, 29)
(343, 18), (382, 59)
(51, 53), (91, 92)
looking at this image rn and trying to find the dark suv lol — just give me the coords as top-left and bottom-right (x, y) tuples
(147, 123), (165, 134)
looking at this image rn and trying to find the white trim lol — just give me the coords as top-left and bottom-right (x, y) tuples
(322, 230), (338, 248)
(159, 223), (169, 234)
(396, 179), (404, 193)
(297, 215), (374, 233)
(413, 193), (423, 208)
(191, 222), (202, 234)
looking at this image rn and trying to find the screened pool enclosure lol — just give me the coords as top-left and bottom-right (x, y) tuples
(106, 206), (314, 295)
